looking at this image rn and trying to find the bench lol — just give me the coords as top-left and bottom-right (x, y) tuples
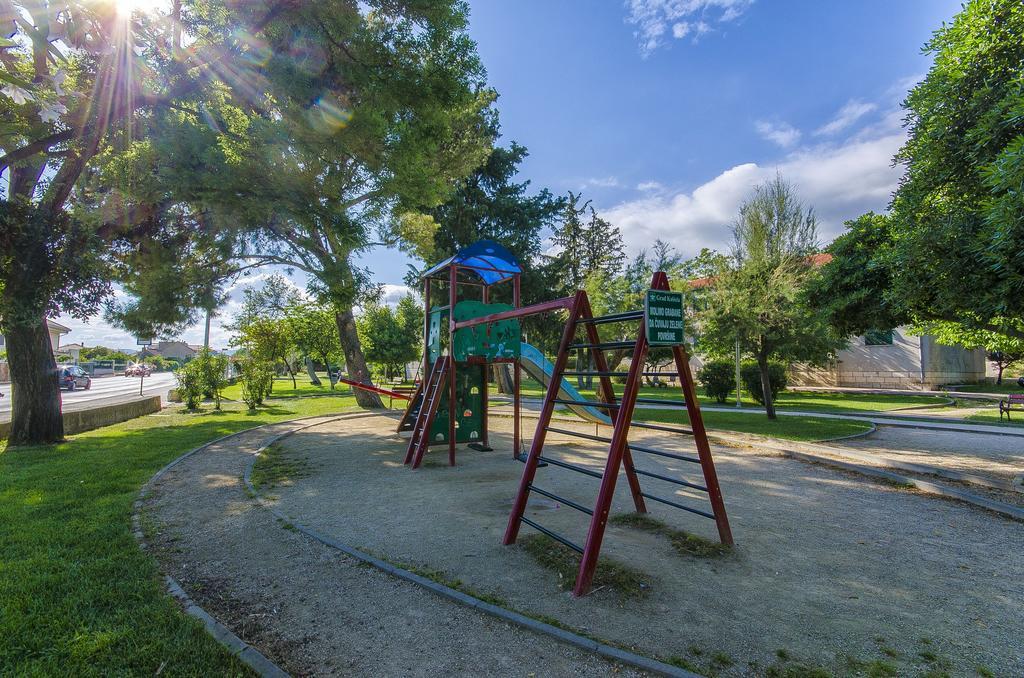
(999, 393), (1024, 420)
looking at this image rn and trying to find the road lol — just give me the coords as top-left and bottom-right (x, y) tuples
(0, 372), (176, 422)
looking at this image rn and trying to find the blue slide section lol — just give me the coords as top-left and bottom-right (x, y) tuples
(518, 342), (612, 425)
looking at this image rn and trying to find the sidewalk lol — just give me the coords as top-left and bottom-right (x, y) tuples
(791, 385), (1012, 402)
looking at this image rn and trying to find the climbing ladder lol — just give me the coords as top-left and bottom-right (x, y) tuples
(503, 272), (733, 596)
(404, 355), (451, 469)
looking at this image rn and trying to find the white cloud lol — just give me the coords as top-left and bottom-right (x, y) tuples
(625, 0), (753, 56)
(755, 120), (801, 148)
(381, 284), (413, 306)
(814, 99), (877, 137)
(581, 176), (622, 189)
(603, 120), (904, 259)
(637, 180), (665, 192)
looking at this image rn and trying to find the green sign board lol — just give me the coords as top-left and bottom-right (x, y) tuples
(644, 290), (685, 346)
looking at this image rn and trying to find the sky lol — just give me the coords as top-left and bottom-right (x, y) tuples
(57, 0), (964, 351)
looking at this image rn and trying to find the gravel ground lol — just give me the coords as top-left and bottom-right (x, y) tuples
(143, 414), (647, 677)
(832, 425), (1024, 483)
(267, 415), (1024, 677)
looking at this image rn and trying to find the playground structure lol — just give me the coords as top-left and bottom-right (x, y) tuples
(397, 240), (732, 596)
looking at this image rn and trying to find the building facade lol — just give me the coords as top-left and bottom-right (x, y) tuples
(789, 326), (986, 389)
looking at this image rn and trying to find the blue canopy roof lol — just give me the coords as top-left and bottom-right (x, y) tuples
(421, 240), (522, 285)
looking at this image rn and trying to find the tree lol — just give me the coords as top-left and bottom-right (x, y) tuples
(428, 142), (562, 282)
(229, 276), (302, 389)
(286, 303), (342, 388)
(0, 1), (293, 443)
(217, 1), (496, 409)
(809, 0), (1024, 343)
(356, 294), (421, 381)
(913, 319), (1024, 384)
(697, 176), (843, 419)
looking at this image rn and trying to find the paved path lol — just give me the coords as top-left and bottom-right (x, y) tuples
(143, 414), (643, 677)
(830, 425), (1024, 486)
(0, 372), (175, 422)
(791, 385), (1014, 402)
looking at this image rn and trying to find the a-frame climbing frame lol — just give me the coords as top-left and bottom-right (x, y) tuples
(503, 272), (733, 596)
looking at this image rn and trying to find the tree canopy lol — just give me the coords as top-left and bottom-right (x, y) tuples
(812, 0), (1024, 341)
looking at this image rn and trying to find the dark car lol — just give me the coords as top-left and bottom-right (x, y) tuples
(60, 366), (92, 391)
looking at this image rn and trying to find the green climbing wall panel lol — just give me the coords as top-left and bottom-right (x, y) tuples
(427, 363), (486, 445)
(452, 301), (521, 361)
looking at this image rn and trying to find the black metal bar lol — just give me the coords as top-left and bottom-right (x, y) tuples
(545, 427), (701, 464)
(578, 310), (644, 325)
(628, 445), (701, 464)
(631, 421), (695, 436)
(537, 455), (603, 479)
(633, 468), (708, 492)
(551, 398), (617, 409)
(640, 492), (715, 519)
(519, 517), (584, 553)
(567, 341), (636, 351)
(528, 485), (594, 515)
(635, 397), (688, 408)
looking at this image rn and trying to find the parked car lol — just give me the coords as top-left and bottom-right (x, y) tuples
(60, 366), (92, 391)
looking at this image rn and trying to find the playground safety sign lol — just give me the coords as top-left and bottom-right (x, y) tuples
(644, 290), (685, 346)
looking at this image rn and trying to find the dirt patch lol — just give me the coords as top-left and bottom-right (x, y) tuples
(610, 512), (732, 558)
(266, 414), (1024, 677)
(518, 533), (652, 599)
(144, 415), (647, 676)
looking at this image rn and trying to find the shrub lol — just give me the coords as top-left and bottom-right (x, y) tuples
(697, 360), (735, 404)
(175, 362), (204, 410)
(193, 348), (229, 408)
(239, 358), (275, 411)
(740, 361), (788, 405)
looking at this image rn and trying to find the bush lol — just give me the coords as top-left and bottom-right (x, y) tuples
(697, 360), (735, 404)
(194, 349), (229, 408)
(239, 358), (275, 411)
(740, 361), (788, 405)
(175, 349), (229, 409)
(175, 362), (204, 410)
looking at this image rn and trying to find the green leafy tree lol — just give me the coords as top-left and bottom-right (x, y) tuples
(810, 0), (1024, 343)
(228, 276), (302, 389)
(286, 303), (342, 388)
(697, 176), (843, 419)
(356, 295), (421, 381)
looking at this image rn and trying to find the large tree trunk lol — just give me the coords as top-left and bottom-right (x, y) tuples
(7, 317), (64, 445)
(757, 350), (776, 420)
(334, 309), (384, 408)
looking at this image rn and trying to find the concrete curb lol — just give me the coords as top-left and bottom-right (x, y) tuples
(245, 417), (698, 678)
(132, 413), (357, 678)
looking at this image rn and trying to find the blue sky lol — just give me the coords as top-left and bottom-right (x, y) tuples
(63, 0), (963, 349)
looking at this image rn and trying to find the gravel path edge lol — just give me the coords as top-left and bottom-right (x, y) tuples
(131, 413), (358, 678)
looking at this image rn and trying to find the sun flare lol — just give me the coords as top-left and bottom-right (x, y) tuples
(114, 0), (164, 16)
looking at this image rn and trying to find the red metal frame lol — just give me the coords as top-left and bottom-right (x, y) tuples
(503, 272), (733, 597)
(335, 376), (412, 401)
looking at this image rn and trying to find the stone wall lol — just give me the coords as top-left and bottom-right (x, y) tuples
(0, 362), (8, 383)
(0, 396), (162, 440)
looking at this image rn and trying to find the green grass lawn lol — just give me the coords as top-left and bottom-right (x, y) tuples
(496, 377), (950, 414)
(221, 374), (412, 405)
(943, 381), (1024, 395)
(0, 395), (358, 675)
(964, 409), (1024, 427)
(632, 407), (873, 441)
